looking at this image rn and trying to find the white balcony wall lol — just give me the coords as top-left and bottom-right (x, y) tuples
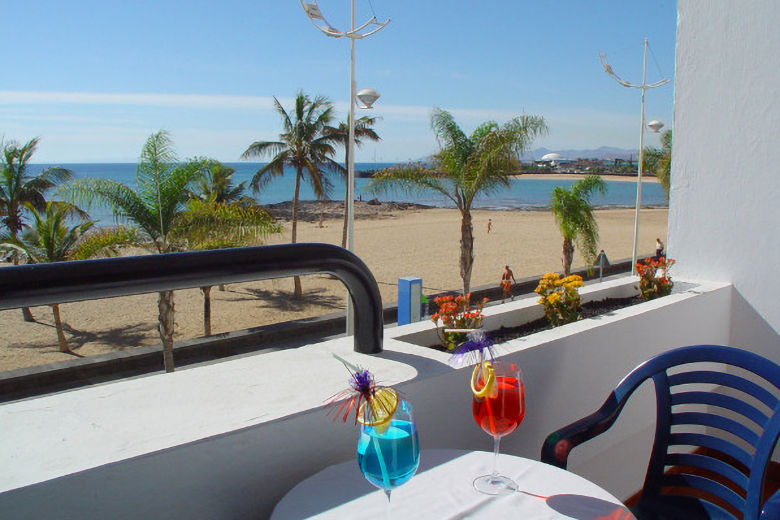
(0, 281), (731, 519)
(670, 0), (780, 356)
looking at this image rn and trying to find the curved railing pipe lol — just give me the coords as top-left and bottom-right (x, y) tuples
(0, 243), (383, 354)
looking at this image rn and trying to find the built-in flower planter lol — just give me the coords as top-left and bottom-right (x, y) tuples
(393, 276), (647, 350)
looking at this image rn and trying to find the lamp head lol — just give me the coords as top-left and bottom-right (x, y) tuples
(357, 88), (380, 109)
(647, 120), (664, 133)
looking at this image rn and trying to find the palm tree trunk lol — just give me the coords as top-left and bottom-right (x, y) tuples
(562, 238), (574, 276)
(460, 210), (475, 294)
(51, 304), (71, 353)
(201, 286), (212, 336)
(341, 145), (350, 249)
(292, 168), (303, 299)
(158, 290), (176, 372)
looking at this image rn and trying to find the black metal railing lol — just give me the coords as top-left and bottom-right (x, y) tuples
(0, 243), (383, 354)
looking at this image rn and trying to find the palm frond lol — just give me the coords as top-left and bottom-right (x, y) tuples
(365, 163), (458, 205)
(72, 226), (142, 260)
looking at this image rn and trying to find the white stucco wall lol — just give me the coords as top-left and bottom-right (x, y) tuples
(670, 1), (780, 349)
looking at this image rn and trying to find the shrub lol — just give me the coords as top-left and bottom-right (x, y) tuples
(535, 273), (583, 326)
(636, 257), (676, 300)
(431, 293), (488, 351)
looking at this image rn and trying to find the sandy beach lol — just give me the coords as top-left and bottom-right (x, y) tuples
(0, 203), (668, 372)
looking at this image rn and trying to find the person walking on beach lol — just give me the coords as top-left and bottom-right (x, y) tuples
(501, 265), (516, 300)
(655, 238), (665, 260)
(487, 218), (492, 234)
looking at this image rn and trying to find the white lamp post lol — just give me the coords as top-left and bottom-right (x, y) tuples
(600, 38), (670, 274)
(300, 1), (389, 334)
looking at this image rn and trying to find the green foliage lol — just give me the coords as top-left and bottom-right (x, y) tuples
(171, 199), (281, 248)
(1, 137), (74, 236)
(643, 130), (672, 200)
(242, 91), (342, 199)
(550, 174), (607, 274)
(71, 226), (142, 260)
(65, 131), (203, 253)
(325, 115), (381, 247)
(366, 108), (547, 293)
(535, 273), (584, 326)
(0, 201), (135, 263)
(188, 158), (252, 204)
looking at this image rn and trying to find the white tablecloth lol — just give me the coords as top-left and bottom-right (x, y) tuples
(271, 449), (635, 519)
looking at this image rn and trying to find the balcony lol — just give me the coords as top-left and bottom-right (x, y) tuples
(0, 261), (734, 518)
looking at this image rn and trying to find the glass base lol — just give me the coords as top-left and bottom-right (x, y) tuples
(473, 474), (518, 495)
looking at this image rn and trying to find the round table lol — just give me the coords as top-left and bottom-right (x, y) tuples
(271, 449), (634, 519)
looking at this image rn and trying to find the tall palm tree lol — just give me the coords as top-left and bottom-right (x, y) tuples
(366, 108), (547, 294)
(0, 137), (75, 321)
(326, 115), (380, 248)
(550, 174), (607, 276)
(0, 202), (136, 353)
(66, 131), (278, 371)
(242, 91), (342, 298)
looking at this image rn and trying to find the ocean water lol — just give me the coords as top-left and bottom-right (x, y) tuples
(30, 162), (666, 226)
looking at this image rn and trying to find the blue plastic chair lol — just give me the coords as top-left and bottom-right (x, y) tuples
(541, 345), (780, 519)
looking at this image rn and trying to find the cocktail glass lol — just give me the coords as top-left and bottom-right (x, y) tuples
(471, 360), (525, 495)
(357, 400), (420, 519)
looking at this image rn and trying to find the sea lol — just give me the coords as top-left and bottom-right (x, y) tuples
(30, 162), (667, 227)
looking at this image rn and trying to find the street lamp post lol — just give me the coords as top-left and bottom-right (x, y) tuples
(600, 38), (670, 274)
(300, 1), (389, 334)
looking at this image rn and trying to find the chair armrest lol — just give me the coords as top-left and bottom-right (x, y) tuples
(761, 489), (780, 519)
(541, 393), (622, 469)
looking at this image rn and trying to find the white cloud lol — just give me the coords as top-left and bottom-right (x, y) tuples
(0, 90), (287, 111)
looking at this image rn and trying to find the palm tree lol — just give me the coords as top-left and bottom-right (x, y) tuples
(188, 158), (253, 205)
(326, 115), (381, 248)
(550, 175), (607, 276)
(1, 137), (75, 321)
(66, 131), (197, 371)
(366, 108), (547, 294)
(242, 91), (342, 298)
(66, 131), (278, 371)
(0, 202), (136, 353)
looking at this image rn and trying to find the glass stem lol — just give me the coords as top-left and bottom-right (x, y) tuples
(384, 489), (392, 520)
(491, 435), (501, 479)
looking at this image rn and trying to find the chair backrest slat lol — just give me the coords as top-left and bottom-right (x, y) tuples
(669, 371), (779, 410)
(671, 411), (761, 446)
(664, 452), (749, 490)
(663, 473), (747, 512)
(668, 432), (754, 468)
(671, 391), (770, 428)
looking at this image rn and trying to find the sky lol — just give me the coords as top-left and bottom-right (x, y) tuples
(1, 0), (678, 163)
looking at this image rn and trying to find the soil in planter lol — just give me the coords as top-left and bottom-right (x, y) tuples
(429, 296), (644, 351)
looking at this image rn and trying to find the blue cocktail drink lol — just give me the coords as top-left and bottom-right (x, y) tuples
(357, 418), (420, 489)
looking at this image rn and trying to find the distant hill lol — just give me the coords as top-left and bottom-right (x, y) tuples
(520, 146), (636, 161)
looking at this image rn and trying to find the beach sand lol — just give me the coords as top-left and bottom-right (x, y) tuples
(0, 203), (668, 372)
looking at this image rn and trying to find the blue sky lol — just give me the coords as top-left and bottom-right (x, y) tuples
(1, 1), (677, 163)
